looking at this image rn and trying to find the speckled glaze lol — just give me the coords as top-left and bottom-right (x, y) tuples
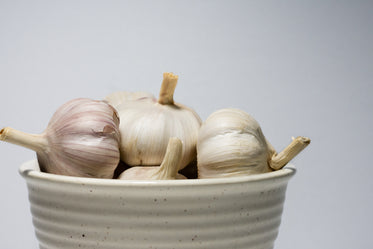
(20, 160), (296, 249)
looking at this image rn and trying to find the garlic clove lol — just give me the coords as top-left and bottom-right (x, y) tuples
(118, 137), (187, 180)
(0, 98), (121, 178)
(197, 108), (310, 178)
(108, 73), (202, 170)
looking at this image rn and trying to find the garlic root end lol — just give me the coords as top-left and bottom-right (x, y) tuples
(269, 136), (310, 170)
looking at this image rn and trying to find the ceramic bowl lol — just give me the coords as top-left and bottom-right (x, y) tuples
(20, 159), (296, 249)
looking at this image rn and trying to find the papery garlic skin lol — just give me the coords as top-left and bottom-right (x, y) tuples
(1, 98), (121, 178)
(108, 73), (202, 170)
(197, 108), (272, 178)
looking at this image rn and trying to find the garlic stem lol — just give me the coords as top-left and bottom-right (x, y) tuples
(158, 72), (178, 105)
(0, 127), (47, 153)
(269, 136), (311, 170)
(152, 137), (183, 180)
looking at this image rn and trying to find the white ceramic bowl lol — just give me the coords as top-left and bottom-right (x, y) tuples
(20, 159), (296, 249)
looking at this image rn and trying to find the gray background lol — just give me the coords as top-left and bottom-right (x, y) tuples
(0, 1), (372, 248)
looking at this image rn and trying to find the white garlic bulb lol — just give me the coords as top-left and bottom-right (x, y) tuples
(197, 108), (310, 178)
(106, 72), (202, 170)
(119, 137), (186, 180)
(0, 98), (121, 178)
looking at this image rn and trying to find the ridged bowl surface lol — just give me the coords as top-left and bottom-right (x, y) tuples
(20, 160), (295, 249)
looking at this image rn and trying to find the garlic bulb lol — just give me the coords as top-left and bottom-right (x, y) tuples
(106, 72), (202, 170)
(0, 98), (121, 178)
(119, 137), (186, 180)
(197, 108), (310, 178)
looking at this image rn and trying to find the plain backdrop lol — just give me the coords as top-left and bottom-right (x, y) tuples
(0, 1), (372, 248)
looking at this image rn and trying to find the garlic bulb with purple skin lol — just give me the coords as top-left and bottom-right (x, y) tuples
(197, 108), (310, 179)
(0, 98), (121, 178)
(119, 137), (187, 180)
(106, 72), (202, 170)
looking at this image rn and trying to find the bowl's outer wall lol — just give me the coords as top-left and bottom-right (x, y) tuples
(21, 160), (295, 249)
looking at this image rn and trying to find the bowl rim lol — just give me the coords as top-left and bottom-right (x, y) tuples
(19, 159), (296, 187)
